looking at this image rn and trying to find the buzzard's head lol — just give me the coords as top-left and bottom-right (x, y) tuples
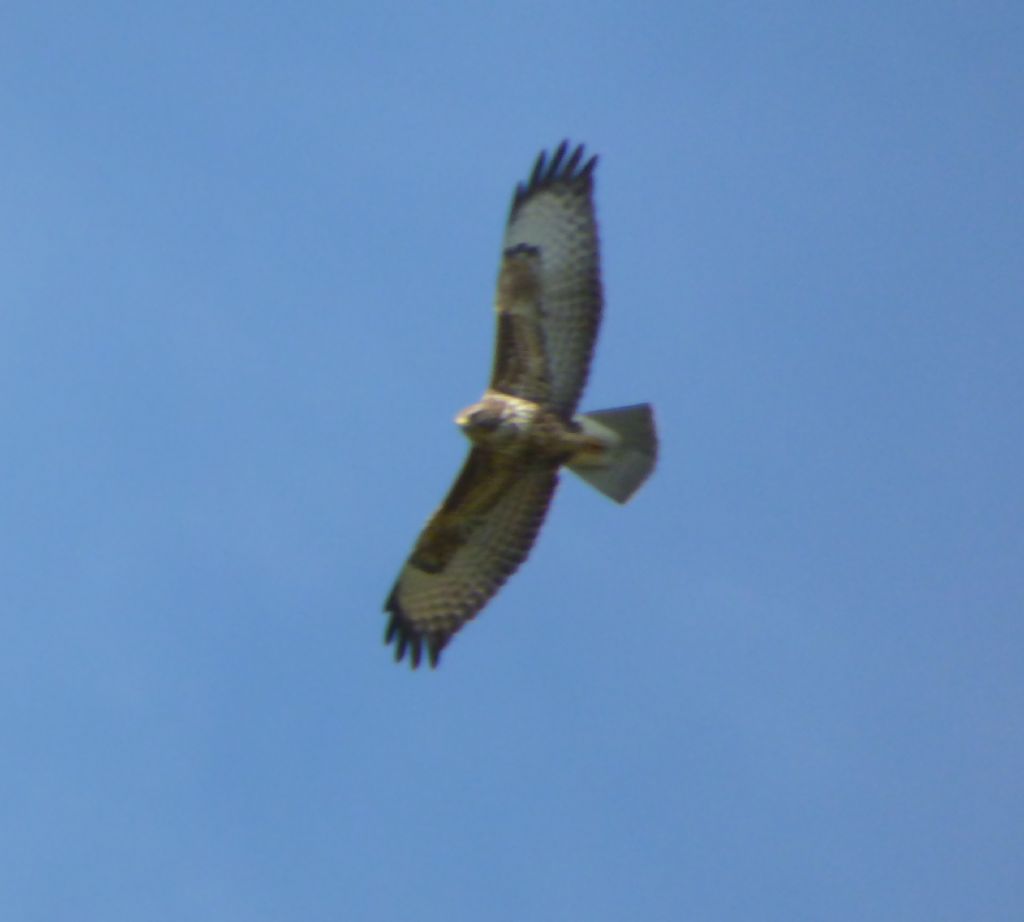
(455, 394), (535, 447)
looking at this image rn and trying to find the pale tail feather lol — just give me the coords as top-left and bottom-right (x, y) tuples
(567, 403), (657, 504)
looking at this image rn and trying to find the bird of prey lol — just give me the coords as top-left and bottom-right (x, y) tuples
(384, 141), (657, 668)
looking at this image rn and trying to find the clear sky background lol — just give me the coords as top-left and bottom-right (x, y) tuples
(2, 3), (1022, 920)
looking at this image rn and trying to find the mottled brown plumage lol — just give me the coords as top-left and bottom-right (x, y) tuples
(384, 142), (657, 668)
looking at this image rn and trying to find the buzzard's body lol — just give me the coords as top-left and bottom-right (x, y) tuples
(384, 142), (657, 667)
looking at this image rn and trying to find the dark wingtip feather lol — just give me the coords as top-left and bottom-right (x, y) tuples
(512, 141), (597, 215)
(383, 586), (444, 670)
(562, 143), (584, 177)
(545, 140), (569, 179)
(527, 147), (549, 189)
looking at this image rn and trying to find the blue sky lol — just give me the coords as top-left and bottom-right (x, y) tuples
(2, 3), (1022, 919)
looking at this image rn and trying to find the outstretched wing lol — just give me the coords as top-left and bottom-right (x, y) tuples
(491, 142), (602, 416)
(384, 450), (559, 668)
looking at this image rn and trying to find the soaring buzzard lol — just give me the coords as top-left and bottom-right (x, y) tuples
(384, 142), (657, 667)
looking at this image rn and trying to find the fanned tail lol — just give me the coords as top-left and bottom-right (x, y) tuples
(567, 403), (657, 504)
